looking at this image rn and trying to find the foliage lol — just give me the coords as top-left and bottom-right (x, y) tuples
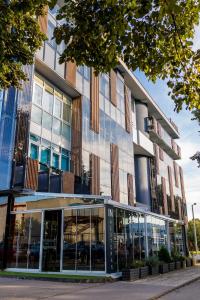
(158, 246), (171, 263)
(0, 1), (200, 112)
(0, 0), (56, 89)
(130, 260), (146, 269)
(188, 218), (200, 251)
(171, 247), (182, 262)
(146, 256), (159, 267)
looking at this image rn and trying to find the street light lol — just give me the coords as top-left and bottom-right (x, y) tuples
(192, 203), (198, 253)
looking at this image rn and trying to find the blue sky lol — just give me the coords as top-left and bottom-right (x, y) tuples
(134, 69), (200, 220)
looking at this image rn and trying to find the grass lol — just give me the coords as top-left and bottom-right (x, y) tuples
(0, 271), (107, 281)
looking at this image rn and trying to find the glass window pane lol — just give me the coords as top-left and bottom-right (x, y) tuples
(41, 148), (50, 165)
(63, 103), (71, 123)
(52, 153), (59, 168)
(63, 210), (76, 270)
(43, 90), (54, 114)
(53, 118), (61, 135)
(61, 155), (69, 171)
(31, 105), (42, 125)
(43, 112), (52, 131)
(54, 98), (62, 118)
(48, 21), (56, 48)
(33, 84), (43, 106)
(30, 144), (39, 160)
(62, 123), (71, 141)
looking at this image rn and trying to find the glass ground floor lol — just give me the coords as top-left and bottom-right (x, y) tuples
(0, 193), (186, 275)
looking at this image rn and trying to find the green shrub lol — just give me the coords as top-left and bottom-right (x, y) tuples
(146, 256), (159, 267)
(130, 260), (145, 269)
(158, 246), (171, 263)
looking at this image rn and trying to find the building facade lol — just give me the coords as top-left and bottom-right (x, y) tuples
(0, 6), (188, 275)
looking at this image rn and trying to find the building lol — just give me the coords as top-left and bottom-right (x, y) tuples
(0, 5), (188, 275)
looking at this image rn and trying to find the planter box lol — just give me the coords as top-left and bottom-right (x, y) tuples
(159, 263), (169, 274)
(168, 262), (175, 272)
(139, 266), (149, 279)
(186, 258), (192, 267)
(122, 268), (140, 281)
(149, 265), (159, 276)
(175, 261), (181, 270)
(181, 260), (186, 269)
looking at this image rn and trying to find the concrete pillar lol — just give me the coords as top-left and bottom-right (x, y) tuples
(135, 101), (151, 208)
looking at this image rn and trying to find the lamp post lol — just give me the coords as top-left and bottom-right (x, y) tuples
(192, 203), (198, 253)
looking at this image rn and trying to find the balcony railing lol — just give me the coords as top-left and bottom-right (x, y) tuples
(148, 117), (181, 160)
(13, 157), (75, 193)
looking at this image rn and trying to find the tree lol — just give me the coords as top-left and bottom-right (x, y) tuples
(187, 218), (200, 251)
(1, 0), (200, 112)
(0, 0), (56, 88)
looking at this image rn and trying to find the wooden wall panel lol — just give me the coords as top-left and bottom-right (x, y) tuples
(157, 122), (162, 136)
(90, 69), (99, 133)
(161, 176), (168, 216)
(179, 166), (186, 203)
(124, 85), (131, 133)
(62, 172), (75, 194)
(168, 166), (175, 212)
(65, 61), (77, 87)
(178, 199), (182, 220)
(71, 96), (82, 177)
(154, 144), (159, 174)
(90, 153), (100, 195)
(127, 173), (134, 206)
(159, 147), (164, 161)
(110, 69), (117, 106)
(24, 157), (39, 190)
(111, 144), (120, 202)
(173, 161), (179, 188)
(38, 6), (48, 34)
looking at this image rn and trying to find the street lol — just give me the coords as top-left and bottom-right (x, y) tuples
(0, 267), (200, 300)
(160, 279), (200, 300)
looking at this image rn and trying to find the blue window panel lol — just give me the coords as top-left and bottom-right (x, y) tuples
(30, 144), (39, 160)
(41, 148), (50, 165)
(61, 155), (70, 171)
(52, 153), (59, 168)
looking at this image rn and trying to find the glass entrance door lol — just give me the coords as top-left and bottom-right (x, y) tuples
(42, 210), (61, 271)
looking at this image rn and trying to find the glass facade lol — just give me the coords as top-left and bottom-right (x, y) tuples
(29, 74), (72, 171)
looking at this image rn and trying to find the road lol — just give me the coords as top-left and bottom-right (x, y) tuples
(160, 279), (200, 300)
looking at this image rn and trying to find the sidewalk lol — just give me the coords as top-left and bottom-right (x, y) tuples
(0, 266), (200, 300)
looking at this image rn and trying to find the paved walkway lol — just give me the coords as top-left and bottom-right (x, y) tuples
(0, 267), (200, 300)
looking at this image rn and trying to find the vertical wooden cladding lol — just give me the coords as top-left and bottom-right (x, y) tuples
(127, 173), (134, 206)
(38, 6), (48, 34)
(173, 161), (179, 188)
(154, 144), (159, 174)
(178, 199), (182, 220)
(159, 147), (164, 161)
(124, 85), (131, 133)
(15, 111), (29, 163)
(179, 166), (186, 203)
(62, 171), (75, 194)
(90, 69), (99, 133)
(161, 176), (168, 216)
(157, 122), (162, 137)
(111, 144), (120, 202)
(24, 157), (39, 190)
(110, 69), (117, 107)
(71, 96), (82, 177)
(90, 153), (100, 195)
(65, 61), (77, 87)
(168, 166), (175, 212)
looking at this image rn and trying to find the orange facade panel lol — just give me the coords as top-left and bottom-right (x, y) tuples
(154, 144), (160, 174)
(62, 172), (75, 194)
(110, 69), (117, 106)
(179, 166), (186, 203)
(168, 166), (175, 212)
(65, 61), (77, 87)
(90, 153), (100, 195)
(90, 69), (99, 133)
(38, 6), (48, 34)
(161, 176), (168, 216)
(111, 144), (120, 202)
(24, 157), (39, 191)
(124, 85), (131, 133)
(71, 96), (82, 177)
(127, 173), (134, 206)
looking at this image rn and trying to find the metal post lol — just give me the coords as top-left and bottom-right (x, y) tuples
(192, 203), (198, 253)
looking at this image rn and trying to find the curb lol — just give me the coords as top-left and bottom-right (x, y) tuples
(149, 275), (200, 300)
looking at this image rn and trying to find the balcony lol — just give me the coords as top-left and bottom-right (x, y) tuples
(133, 129), (154, 157)
(148, 117), (181, 160)
(13, 157), (75, 193)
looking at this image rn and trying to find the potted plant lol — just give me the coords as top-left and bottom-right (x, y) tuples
(122, 260), (144, 281)
(179, 255), (186, 268)
(171, 248), (182, 270)
(146, 256), (160, 276)
(158, 246), (171, 274)
(186, 256), (192, 267)
(139, 261), (149, 279)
